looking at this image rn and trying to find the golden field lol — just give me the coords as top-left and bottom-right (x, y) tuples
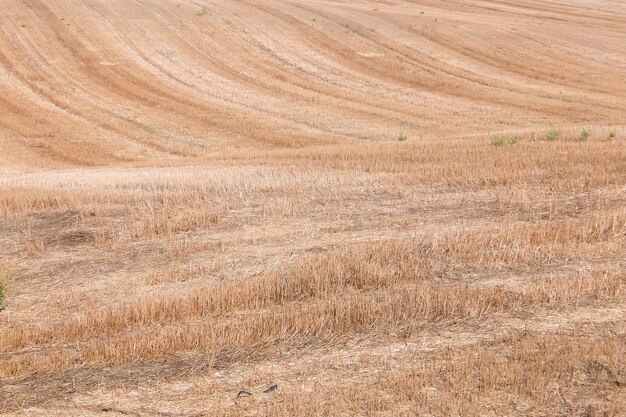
(0, 1), (625, 416)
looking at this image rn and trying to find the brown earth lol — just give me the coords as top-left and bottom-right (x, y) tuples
(0, 1), (625, 416)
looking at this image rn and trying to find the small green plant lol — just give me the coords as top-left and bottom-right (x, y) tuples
(490, 136), (506, 147)
(0, 283), (5, 311)
(398, 131), (407, 142)
(546, 128), (561, 141)
(608, 130), (616, 139)
(490, 134), (518, 147)
(0, 265), (9, 312)
(197, 7), (207, 16)
(578, 129), (589, 141)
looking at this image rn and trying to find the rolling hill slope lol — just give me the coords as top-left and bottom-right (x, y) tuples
(1, 0), (625, 169)
(1, 1), (625, 416)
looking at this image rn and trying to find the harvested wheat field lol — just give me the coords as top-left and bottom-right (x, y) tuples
(1, 0), (625, 415)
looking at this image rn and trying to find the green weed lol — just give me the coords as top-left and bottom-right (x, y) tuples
(490, 134), (518, 147)
(578, 129), (589, 141)
(546, 128), (561, 141)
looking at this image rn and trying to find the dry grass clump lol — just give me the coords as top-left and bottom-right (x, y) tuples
(0, 189), (75, 216)
(143, 261), (225, 285)
(1, 255), (623, 379)
(3, 209), (623, 355)
(247, 332), (625, 417)
(132, 208), (220, 238)
(2, 146), (625, 409)
(1, 137), (624, 413)
(272, 138), (626, 189)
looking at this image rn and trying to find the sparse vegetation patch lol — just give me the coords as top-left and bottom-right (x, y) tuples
(490, 134), (518, 147)
(578, 129), (589, 141)
(546, 128), (562, 141)
(0, 264), (10, 312)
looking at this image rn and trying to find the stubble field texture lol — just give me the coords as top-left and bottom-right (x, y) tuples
(0, 0), (625, 416)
